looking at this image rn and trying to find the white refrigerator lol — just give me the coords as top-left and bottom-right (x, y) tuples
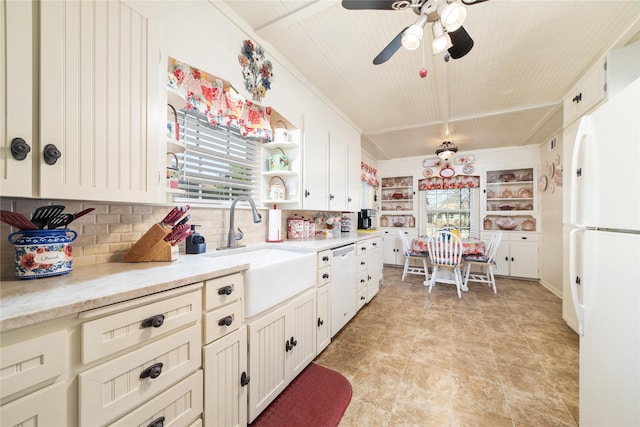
(568, 77), (640, 426)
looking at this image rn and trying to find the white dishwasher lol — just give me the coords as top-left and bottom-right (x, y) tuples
(331, 243), (356, 337)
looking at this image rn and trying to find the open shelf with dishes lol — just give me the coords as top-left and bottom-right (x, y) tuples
(380, 176), (414, 214)
(260, 111), (301, 207)
(485, 167), (535, 213)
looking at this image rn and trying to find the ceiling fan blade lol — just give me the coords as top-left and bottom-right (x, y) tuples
(447, 25), (474, 59)
(373, 26), (409, 65)
(342, 0), (403, 10)
(461, 0), (490, 4)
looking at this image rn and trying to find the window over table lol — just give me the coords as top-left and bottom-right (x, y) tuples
(418, 176), (480, 238)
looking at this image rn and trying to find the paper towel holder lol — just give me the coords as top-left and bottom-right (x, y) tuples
(266, 204), (284, 243)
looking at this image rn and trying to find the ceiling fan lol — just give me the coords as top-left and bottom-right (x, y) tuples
(342, 0), (489, 64)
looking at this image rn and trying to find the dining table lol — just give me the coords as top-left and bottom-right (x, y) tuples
(411, 236), (486, 256)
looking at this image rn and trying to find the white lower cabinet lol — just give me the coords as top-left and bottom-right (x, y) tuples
(366, 237), (382, 302)
(382, 228), (416, 265)
(316, 249), (332, 354)
(247, 288), (316, 423)
(485, 232), (540, 279)
(203, 327), (247, 427)
(0, 382), (66, 427)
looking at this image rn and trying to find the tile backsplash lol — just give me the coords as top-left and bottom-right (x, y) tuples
(0, 198), (268, 279)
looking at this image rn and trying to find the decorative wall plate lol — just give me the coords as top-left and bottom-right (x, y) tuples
(545, 161), (555, 178)
(462, 164), (474, 174)
(423, 168), (432, 177)
(454, 155), (475, 165)
(538, 175), (548, 191)
(422, 158), (441, 167)
(439, 166), (455, 178)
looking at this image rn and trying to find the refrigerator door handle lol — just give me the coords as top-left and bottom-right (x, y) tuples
(570, 116), (591, 229)
(569, 228), (586, 336)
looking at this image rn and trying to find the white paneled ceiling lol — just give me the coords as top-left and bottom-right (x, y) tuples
(220, 0), (640, 159)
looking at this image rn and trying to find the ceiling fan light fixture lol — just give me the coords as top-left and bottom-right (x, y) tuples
(438, 1), (467, 31)
(401, 14), (427, 50)
(401, 24), (423, 50)
(431, 20), (449, 54)
(435, 140), (458, 161)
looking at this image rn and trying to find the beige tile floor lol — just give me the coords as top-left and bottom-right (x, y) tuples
(314, 266), (579, 426)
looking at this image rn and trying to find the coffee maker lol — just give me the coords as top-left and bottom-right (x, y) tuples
(358, 209), (376, 230)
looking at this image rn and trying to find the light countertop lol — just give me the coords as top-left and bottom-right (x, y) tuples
(0, 232), (380, 332)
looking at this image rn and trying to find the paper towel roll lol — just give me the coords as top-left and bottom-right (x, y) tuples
(267, 209), (283, 242)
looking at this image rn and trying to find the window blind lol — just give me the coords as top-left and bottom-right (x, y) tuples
(361, 181), (376, 210)
(173, 110), (261, 204)
(419, 187), (479, 238)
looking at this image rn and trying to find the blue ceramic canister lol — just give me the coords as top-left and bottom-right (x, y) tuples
(8, 229), (77, 279)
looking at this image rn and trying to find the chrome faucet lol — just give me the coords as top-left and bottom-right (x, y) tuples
(222, 195), (262, 249)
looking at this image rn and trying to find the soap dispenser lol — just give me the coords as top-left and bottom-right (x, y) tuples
(186, 224), (206, 254)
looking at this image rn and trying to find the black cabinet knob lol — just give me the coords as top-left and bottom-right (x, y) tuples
(141, 314), (165, 328)
(317, 317), (324, 327)
(240, 371), (250, 387)
(572, 93), (582, 103)
(322, 256), (329, 262)
(218, 315), (233, 326)
(360, 296), (366, 301)
(10, 138), (31, 161)
(322, 273), (329, 279)
(140, 362), (164, 379)
(305, 189), (310, 198)
(285, 339), (293, 352)
(147, 416), (165, 427)
(218, 285), (233, 295)
(290, 336), (297, 346)
(329, 194), (335, 200)
(43, 144), (61, 165)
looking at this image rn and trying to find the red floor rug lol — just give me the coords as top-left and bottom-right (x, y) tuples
(250, 362), (352, 427)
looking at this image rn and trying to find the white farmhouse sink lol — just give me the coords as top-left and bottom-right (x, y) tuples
(212, 248), (316, 318)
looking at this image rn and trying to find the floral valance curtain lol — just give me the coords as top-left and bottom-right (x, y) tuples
(419, 175), (480, 190)
(168, 57), (272, 140)
(361, 161), (378, 186)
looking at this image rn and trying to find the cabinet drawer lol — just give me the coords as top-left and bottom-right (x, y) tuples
(510, 233), (539, 242)
(81, 289), (201, 364)
(0, 329), (67, 401)
(356, 241), (368, 255)
(317, 266), (331, 287)
(204, 300), (242, 344)
(357, 271), (368, 291)
(357, 253), (368, 271)
(368, 237), (381, 251)
(79, 324), (201, 426)
(109, 370), (203, 427)
(0, 381), (66, 426)
(317, 250), (331, 268)
(204, 273), (244, 311)
(357, 287), (367, 310)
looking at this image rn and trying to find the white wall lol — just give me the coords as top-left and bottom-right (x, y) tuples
(538, 135), (564, 296)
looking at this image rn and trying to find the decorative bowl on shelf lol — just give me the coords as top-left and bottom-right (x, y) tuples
(522, 219), (536, 231)
(392, 192), (404, 199)
(499, 173), (517, 182)
(496, 217), (518, 230)
(517, 188), (533, 198)
(499, 204), (516, 210)
(500, 189), (513, 198)
(393, 216), (406, 227)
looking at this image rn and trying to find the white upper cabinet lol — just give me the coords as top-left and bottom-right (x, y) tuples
(1, 0), (35, 197)
(34, 0), (161, 202)
(563, 56), (606, 128)
(302, 119), (329, 210)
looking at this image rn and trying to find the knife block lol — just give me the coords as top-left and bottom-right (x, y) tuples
(123, 223), (179, 262)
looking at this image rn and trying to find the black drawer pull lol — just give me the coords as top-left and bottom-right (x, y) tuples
(360, 296), (366, 301)
(141, 314), (165, 328)
(322, 256), (329, 262)
(218, 285), (233, 295)
(290, 336), (297, 347)
(140, 362), (163, 379)
(218, 315), (233, 326)
(318, 317), (324, 327)
(241, 371), (250, 387)
(322, 273), (330, 279)
(147, 416), (165, 427)
(286, 339), (293, 352)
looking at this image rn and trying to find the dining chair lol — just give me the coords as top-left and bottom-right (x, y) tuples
(398, 230), (429, 282)
(426, 230), (465, 298)
(463, 230), (502, 294)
